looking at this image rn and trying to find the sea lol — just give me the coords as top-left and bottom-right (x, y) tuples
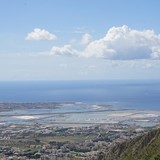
(0, 80), (160, 110)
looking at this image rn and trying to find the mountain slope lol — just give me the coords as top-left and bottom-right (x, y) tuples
(101, 127), (160, 160)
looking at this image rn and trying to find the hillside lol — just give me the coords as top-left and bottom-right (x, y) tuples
(100, 127), (160, 160)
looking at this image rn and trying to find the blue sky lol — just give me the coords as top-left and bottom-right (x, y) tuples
(0, 0), (160, 80)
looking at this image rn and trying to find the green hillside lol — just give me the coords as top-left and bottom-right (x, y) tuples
(101, 128), (160, 160)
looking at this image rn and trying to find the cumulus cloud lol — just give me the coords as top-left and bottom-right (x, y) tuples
(26, 28), (57, 41)
(49, 25), (160, 60)
(80, 33), (92, 45)
(82, 25), (160, 60)
(50, 45), (80, 56)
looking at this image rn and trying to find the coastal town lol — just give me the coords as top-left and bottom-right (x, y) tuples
(0, 122), (150, 160)
(0, 102), (159, 160)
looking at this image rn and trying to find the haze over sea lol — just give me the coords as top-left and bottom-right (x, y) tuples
(0, 80), (160, 110)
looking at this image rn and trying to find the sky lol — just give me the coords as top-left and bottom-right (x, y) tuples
(0, 0), (160, 80)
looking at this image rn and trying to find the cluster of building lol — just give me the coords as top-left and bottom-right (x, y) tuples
(0, 122), (148, 160)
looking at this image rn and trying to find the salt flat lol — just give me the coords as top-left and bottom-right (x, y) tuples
(0, 102), (159, 127)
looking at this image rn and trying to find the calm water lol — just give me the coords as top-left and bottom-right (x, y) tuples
(0, 80), (160, 110)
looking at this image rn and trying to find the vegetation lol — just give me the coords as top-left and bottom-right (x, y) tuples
(101, 128), (160, 160)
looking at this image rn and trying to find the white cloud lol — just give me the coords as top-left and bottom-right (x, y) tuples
(48, 25), (160, 60)
(26, 28), (57, 41)
(50, 45), (80, 56)
(82, 25), (160, 60)
(80, 33), (92, 45)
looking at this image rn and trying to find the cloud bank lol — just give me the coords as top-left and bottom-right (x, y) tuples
(26, 28), (57, 41)
(50, 25), (160, 60)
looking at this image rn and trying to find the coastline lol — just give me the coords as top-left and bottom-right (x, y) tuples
(0, 102), (159, 159)
(0, 102), (159, 127)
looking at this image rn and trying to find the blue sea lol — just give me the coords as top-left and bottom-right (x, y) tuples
(0, 80), (160, 110)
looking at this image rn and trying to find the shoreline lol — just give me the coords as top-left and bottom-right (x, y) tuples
(0, 102), (159, 128)
(0, 102), (159, 159)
